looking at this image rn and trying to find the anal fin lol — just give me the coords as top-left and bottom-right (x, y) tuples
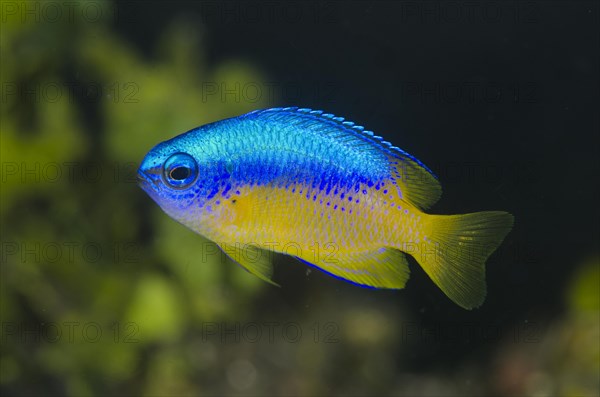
(297, 248), (410, 289)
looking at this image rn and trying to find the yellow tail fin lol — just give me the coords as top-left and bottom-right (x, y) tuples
(414, 211), (514, 309)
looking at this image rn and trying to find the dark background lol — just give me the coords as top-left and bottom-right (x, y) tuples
(1, 1), (598, 396)
(113, 0), (598, 331)
(117, 0), (599, 378)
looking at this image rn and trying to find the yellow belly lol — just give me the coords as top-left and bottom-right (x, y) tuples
(206, 184), (423, 260)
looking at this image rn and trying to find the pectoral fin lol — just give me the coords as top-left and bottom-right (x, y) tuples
(216, 242), (279, 286)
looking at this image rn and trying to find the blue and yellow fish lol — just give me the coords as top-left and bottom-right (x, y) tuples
(138, 107), (513, 309)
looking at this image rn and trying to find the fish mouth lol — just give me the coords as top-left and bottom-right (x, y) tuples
(136, 171), (150, 186)
(136, 168), (160, 191)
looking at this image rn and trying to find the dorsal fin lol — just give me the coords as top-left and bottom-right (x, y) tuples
(244, 107), (442, 209)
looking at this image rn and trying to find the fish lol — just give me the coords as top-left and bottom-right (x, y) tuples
(137, 107), (514, 309)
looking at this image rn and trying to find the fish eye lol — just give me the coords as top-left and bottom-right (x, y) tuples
(163, 153), (198, 189)
(169, 166), (190, 181)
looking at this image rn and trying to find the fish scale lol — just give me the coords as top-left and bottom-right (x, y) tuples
(224, 181), (418, 253)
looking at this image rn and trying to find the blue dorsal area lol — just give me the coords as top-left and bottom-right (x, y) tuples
(244, 107), (438, 180)
(243, 107), (442, 210)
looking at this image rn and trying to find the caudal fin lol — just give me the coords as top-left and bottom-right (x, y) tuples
(415, 211), (514, 309)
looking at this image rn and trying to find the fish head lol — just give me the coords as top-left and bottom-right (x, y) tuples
(137, 129), (225, 229)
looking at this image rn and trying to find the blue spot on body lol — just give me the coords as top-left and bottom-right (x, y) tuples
(206, 187), (220, 200)
(221, 184), (232, 197)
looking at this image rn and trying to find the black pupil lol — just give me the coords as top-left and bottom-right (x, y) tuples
(170, 166), (190, 181)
